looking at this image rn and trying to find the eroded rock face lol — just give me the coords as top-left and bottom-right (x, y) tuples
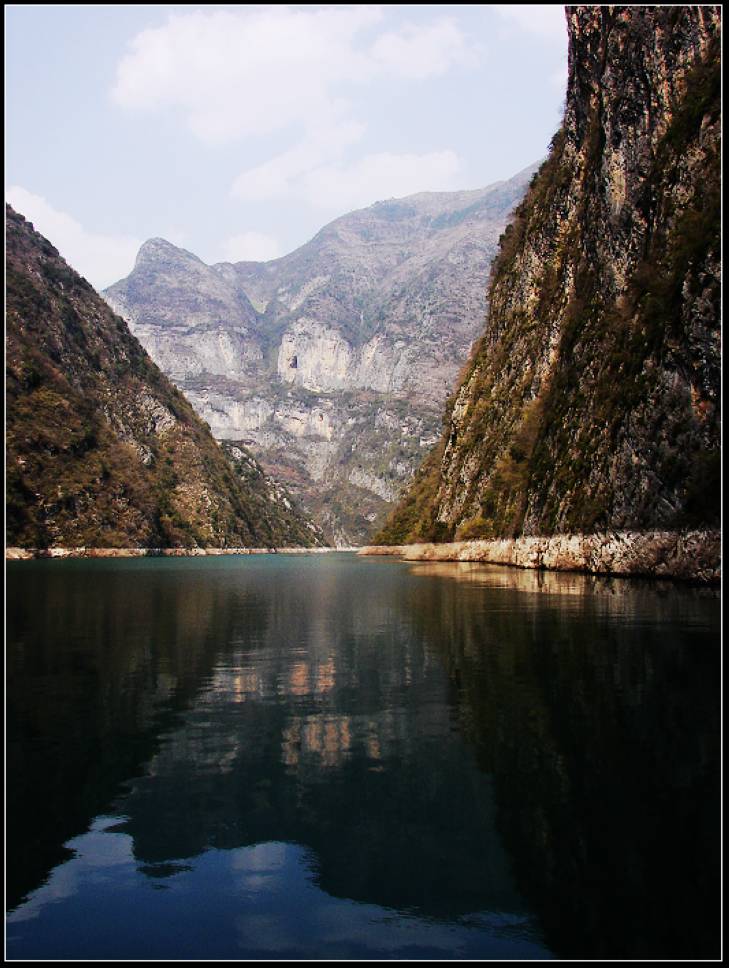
(378, 6), (721, 555)
(104, 167), (535, 544)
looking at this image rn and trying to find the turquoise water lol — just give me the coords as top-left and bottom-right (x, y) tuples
(6, 554), (720, 959)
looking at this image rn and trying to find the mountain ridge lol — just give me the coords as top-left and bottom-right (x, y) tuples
(104, 164), (538, 544)
(6, 204), (322, 550)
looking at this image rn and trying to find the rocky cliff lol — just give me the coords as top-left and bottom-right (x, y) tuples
(6, 205), (322, 549)
(377, 6), (720, 548)
(104, 167), (535, 544)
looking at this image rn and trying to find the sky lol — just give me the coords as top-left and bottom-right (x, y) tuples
(6, 4), (568, 289)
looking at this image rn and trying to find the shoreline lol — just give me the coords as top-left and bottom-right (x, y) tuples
(6, 546), (360, 561)
(358, 530), (721, 585)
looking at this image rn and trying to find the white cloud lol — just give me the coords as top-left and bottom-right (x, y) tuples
(112, 7), (377, 145)
(221, 231), (282, 263)
(371, 18), (477, 79)
(493, 7), (567, 106)
(112, 7), (476, 144)
(6, 186), (141, 289)
(113, 8), (476, 223)
(231, 119), (461, 212)
(231, 121), (366, 203)
(278, 149), (461, 214)
(494, 5), (567, 43)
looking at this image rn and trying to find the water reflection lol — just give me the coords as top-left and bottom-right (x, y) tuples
(7, 555), (719, 959)
(8, 825), (546, 960)
(404, 561), (720, 959)
(408, 558), (720, 611)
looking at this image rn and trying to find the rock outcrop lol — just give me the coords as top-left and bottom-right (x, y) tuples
(377, 6), (720, 566)
(6, 205), (322, 550)
(360, 530), (720, 584)
(104, 167), (536, 545)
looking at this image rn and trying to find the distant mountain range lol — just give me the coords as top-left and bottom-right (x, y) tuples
(104, 165), (537, 544)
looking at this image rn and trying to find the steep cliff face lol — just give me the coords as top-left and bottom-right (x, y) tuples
(378, 6), (720, 546)
(104, 167), (535, 544)
(6, 206), (322, 549)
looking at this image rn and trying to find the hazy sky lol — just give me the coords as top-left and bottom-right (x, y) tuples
(6, 4), (568, 288)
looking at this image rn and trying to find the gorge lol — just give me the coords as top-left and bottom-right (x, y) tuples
(6, 5), (721, 962)
(104, 166), (536, 545)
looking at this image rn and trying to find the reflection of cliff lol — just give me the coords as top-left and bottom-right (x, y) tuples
(113, 585), (532, 921)
(406, 568), (720, 959)
(6, 559), (270, 909)
(8, 556), (539, 925)
(407, 559), (720, 617)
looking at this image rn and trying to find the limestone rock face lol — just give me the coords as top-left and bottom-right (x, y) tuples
(378, 6), (721, 548)
(108, 239), (263, 383)
(104, 167), (535, 545)
(6, 206), (322, 550)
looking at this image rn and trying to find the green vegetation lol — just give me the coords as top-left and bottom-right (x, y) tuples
(663, 38), (720, 152)
(374, 441), (453, 545)
(221, 441), (322, 547)
(489, 127), (569, 284)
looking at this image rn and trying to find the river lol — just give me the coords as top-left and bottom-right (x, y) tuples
(6, 553), (720, 959)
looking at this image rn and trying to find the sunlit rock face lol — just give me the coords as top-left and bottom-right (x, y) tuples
(378, 6), (721, 551)
(360, 529), (721, 584)
(104, 167), (536, 545)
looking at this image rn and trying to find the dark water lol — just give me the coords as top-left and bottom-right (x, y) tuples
(6, 554), (720, 960)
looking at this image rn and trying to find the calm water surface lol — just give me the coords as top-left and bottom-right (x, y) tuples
(6, 554), (720, 959)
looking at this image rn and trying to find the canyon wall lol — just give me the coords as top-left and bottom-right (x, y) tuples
(377, 6), (720, 562)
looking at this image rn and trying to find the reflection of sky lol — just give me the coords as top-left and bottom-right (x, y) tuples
(7, 817), (135, 926)
(8, 828), (551, 960)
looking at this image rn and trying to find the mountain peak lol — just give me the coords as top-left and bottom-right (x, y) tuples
(135, 238), (202, 270)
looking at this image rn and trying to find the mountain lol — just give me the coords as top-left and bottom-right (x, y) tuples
(6, 205), (322, 550)
(104, 166), (536, 545)
(376, 6), (720, 549)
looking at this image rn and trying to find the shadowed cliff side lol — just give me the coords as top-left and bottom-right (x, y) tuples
(376, 6), (720, 547)
(6, 205), (321, 549)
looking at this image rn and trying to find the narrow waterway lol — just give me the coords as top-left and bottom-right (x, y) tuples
(6, 553), (720, 959)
